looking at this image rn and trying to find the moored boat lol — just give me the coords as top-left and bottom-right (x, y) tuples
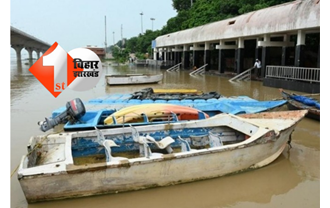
(105, 74), (163, 85)
(86, 88), (286, 115)
(51, 89), (287, 124)
(18, 110), (307, 203)
(38, 101), (210, 132)
(40, 96), (286, 132)
(103, 103), (209, 125)
(66, 104), (209, 131)
(280, 89), (320, 121)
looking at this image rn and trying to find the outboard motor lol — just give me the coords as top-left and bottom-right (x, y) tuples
(38, 98), (86, 132)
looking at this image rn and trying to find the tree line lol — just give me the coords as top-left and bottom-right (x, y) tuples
(110, 0), (293, 63)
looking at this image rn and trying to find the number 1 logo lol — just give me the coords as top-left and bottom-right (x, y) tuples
(42, 43), (67, 92)
(29, 42), (85, 98)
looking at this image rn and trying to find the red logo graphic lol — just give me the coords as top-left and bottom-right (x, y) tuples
(29, 42), (102, 98)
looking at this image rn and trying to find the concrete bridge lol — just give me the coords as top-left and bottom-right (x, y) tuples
(153, 0), (320, 78)
(11, 26), (51, 61)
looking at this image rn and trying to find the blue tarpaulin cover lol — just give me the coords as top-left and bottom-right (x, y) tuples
(292, 95), (320, 109)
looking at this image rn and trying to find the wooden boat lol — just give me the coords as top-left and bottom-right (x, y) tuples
(18, 110), (307, 203)
(105, 74), (163, 85)
(280, 89), (320, 121)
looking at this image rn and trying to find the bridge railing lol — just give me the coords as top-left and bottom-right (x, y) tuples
(265, 66), (320, 83)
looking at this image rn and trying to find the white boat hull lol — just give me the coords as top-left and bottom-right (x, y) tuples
(17, 110), (307, 203)
(105, 74), (163, 85)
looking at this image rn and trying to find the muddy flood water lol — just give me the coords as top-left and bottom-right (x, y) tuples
(10, 61), (320, 208)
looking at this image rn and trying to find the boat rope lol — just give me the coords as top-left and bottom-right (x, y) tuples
(10, 130), (63, 178)
(287, 131), (293, 149)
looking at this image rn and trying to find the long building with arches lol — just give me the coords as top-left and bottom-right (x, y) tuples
(153, 0), (320, 92)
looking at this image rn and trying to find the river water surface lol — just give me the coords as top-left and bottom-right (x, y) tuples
(10, 61), (320, 208)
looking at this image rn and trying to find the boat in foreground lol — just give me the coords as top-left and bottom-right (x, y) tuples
(18, 110), (307, 203)
(105, 74), (163, 85)
(280, 89), (320, 121)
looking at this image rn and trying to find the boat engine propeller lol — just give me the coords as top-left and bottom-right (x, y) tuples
(38, 98), (86, 132)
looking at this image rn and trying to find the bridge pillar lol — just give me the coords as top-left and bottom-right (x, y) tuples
(25, 47), (34, 62)
(35, 49), (41, 60)
(11, 44), (24, 61)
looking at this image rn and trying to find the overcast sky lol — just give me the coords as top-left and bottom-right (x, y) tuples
(10, 0), (177, 57)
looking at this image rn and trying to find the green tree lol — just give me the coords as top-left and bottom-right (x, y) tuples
(126, 37), (139, 53)
(182, 0), (222, 28)
(172, 0), (193, 12)
(113, 0), (294, 57)
(112, 46), (129, 63)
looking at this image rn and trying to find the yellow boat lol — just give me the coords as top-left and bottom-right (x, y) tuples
(104, 103), (209, 125)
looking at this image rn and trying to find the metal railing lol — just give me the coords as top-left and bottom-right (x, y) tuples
(266, 66), (320, 83)
(229, 67), (253, 82)
(189, 64), (208, 75)
(146, 59), (162, 68)
(166, 63), (182, 72)
(134, 59), (147, 66)
(147, 59), (176, 68)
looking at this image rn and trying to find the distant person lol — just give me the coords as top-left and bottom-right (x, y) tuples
(254, 59), (262, 77)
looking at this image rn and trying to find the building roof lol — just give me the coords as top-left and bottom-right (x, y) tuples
(155, 0), (320, 47)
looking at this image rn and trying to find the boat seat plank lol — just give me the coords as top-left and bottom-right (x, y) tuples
(208, 132), (223, 147)
(130, 125), (174, 157)
(178, 136), (197, 152)
(103, 140), (127, 162)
